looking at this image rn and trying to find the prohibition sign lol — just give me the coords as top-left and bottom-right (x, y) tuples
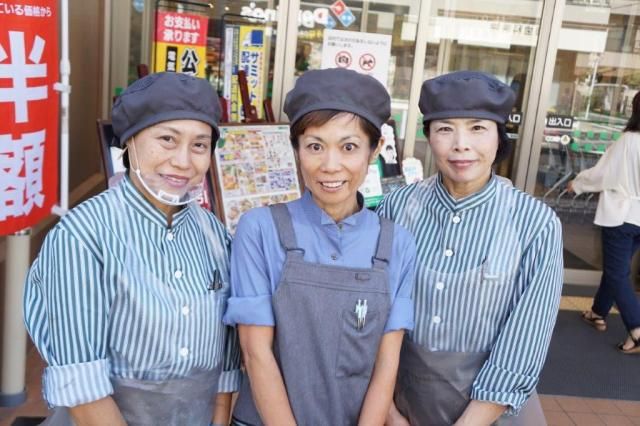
(359, 53), (376, 71)
(335, 51), (352, 68)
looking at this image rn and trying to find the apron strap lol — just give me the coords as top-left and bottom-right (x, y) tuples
(269, 203), (305, 259)
(372, 216), (394, 270)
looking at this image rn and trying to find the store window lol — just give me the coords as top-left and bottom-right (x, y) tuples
(532, 2), (640, 271)
(417, 0), (545, 179)
(120, 0), (281, 123)
(292, 0), (423, 158)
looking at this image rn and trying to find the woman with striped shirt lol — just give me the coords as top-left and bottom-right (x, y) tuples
(379, 71), (564, 425)
(23, 72), (239, 425)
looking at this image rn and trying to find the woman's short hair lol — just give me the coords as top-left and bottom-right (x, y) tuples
(290, 110), (381, 151)
(423, 121), (512, 164)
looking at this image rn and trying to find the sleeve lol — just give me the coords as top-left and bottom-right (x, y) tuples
(223, 210), (277, 326)
(572, 136), (625, 195)
(383, 227), (416, 333)
(23, 227), (113, 408)
(217, 325), (242, 392)
(217, 229), (242, 392)
(470, 216), (563, 415)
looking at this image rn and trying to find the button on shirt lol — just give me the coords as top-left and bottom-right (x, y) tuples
(23, 175), (241, 408)
(223, 190), (416, 332)
(377, 174), (563, 414)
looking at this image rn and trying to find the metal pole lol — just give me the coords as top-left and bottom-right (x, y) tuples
(0, 230), (30, 407)
(52, 0), (70, 217)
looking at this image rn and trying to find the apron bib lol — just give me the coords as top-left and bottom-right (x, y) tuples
(232, 203), (394, 425)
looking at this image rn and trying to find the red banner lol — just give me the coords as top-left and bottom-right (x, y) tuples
(155, 11), (208, 46)
(0, 0), (59, 235)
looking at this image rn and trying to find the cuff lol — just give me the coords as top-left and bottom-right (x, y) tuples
(384, 297), (414, 332)
(223, 295), (275, 326)
(471, 362), (537, 415)
(44, 358), (113, 407)
(217, 369), (241, 393)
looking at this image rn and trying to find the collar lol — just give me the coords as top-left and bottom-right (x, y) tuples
(299, 189), (367, 227)
(434, 172), (497, 213)
(118, 173), (191, 229)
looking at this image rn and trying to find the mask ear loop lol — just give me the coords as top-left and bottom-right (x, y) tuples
(126, 135), (201, 206)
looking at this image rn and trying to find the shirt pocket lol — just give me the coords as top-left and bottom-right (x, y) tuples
(335, 309), (383, 378)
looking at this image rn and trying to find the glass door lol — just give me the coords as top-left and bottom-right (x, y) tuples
(415, 0), (547, 181)
(528, 0), (640, 282)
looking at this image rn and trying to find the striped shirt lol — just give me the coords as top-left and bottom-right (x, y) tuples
(23, 175), (240, 408)
(377, 174), (563, 413)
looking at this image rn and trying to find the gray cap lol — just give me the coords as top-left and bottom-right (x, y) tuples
(283, 68), (390, 130)
(111, 72), (221, 147)
(419, 71), (515, 124)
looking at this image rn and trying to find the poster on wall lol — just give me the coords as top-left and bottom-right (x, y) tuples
(154, 10), (208, 77)
(213, 124), (301, 233)
(0, 0), (59, 235)
(223, 25), (267, 122)
(320, 29), (391, 88)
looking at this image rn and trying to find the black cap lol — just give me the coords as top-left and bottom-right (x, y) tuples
(283, 68), (390, 130)
(111, 72), (222, 147)
(419, 71), (515, 124)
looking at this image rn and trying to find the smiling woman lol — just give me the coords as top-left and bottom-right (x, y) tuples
(378, 71), (563, 426)
(223, 68), (418, 426)
(22, 72), (241, 426)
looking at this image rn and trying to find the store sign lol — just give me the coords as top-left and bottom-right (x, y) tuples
(154, 11), (208, 77)
(321, 29), (391, 88)
(545, 114), (574, 130)
(240, 5), (341, 29)
(223, 25), (267, 122)
(508, 112), (523, 125)
(0, 0), (59, 235)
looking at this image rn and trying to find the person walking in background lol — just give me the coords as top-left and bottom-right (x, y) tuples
(223, 68), (416, 425)
(23, 72), (240, 425)
(379, 71), (564, 425)
(568, 91), (640, 355)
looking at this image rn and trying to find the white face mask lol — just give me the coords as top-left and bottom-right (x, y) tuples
(128, 137), (204, 207)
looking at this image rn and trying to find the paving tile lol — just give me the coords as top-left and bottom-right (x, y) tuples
(599, 414), (635, 426)
(615, 402), (640, 417)
(586, 399), (625, 415)
(567, 412), (606, 425)
(557, 396), (594, 413)
(545, 410), (575, 426)
(540, 395), (563, 412)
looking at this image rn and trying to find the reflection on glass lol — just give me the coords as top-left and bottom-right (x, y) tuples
(535, 2), (640, 270)
(418, 0), (544, 180)
(295, 1), (421, 156)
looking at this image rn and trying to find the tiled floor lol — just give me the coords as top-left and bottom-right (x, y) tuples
(541, 395), (640, 425)
(1, 298), (638, 425)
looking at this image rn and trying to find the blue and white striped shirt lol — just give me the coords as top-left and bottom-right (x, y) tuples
(377, 174), (563, 413)
(24, 175), (240, 408)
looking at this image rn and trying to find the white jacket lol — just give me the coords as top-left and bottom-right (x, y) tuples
(573, 131), (640, 227)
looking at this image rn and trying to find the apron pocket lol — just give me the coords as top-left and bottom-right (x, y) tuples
(335, 309), (381, 378)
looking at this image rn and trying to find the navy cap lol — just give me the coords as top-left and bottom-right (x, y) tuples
(283, 68), (390, 130)
(419, 71), (515, 124)
(111, 72), (221, 147)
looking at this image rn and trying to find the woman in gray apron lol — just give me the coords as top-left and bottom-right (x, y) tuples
(223, 68), (417, 425)
(23, 72), (240, 426)
(378, 71), (564, 426)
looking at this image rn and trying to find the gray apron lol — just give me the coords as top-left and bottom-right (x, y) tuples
(394, 338), (544, 426)
(232, 203), (394, 425)
(394, 179), (546, 426)
(41, 367), (221, 426)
